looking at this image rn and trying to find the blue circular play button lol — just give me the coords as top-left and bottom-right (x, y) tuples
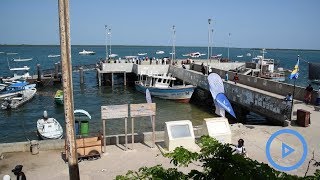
(266, 129), (308, 171)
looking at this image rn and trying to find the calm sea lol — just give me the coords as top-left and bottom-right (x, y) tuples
(0, 45), (319, 143)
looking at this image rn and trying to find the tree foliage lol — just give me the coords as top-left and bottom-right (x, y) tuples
(116, 136), (319, 180)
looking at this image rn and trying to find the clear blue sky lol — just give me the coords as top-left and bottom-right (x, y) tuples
(1, 0), (319, 49)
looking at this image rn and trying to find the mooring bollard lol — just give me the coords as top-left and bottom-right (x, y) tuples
(37, 64), (41, 82)
(79, 67), (84, 84)
(54, 63), (59, 78)
(30, 140), (39, 155)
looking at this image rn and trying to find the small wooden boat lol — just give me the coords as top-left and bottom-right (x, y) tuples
(54, 90), (64, 105)
(37, 111), (63, 140)
(1, 87), (37, 109)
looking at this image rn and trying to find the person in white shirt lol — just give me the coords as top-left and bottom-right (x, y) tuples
(233, 139), (247, 157)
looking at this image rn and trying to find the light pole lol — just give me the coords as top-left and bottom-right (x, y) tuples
(227, 33), (231, 60)
(108, 28), (112, 58)
(207, 18), (211, 75)
(172, 25), (176, 64)
(105, 25), (108, 60)
(211, 28), (214, 63)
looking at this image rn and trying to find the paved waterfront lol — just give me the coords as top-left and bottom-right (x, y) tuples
(1, 100), (318, 179)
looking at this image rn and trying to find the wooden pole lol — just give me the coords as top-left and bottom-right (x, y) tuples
(79, 67), (84, 84)
(102, 119), (106, 153)
(125, 117), (128, 151)
(111, 72), (114, 87)
(54, 63), (59, 78)
(124, 72), (126, 86)
(152, 115), (155, 148)
(131, 117), (134, 150)
(58, 0), (79, 179)
(37, 64), (41, 82)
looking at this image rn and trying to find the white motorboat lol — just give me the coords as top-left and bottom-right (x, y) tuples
(109, 54), (118, 58)
(156, 50), (165, 54)
(1, 87), (37, 109)
(0, 81), (36, 99)
(13, 57), (33, 62)
(237, 55), (243, 58)
(138, 53), (147, 56)
(79, 49), (95, 55)
(37, 111), (63, 140)
(48, 54), (61, 58)
(135, 73), (195, 103)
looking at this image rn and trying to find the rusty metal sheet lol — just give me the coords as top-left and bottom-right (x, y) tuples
(101, 104), (128, 119)
(130, 103), (156, 117)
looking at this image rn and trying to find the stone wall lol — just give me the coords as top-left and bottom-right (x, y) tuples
(192, 64), (317, 103)
(168, 65), (290, 124)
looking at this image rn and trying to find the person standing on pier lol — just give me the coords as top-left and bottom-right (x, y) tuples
(304, 84), (313, 104)
(233, 73), (239, 84)
(316, 86), (320, 106)
(201, 63), (205, 75)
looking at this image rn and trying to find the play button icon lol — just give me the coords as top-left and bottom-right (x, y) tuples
(266, 129), (308, 171)
(282, 143), (295, 158)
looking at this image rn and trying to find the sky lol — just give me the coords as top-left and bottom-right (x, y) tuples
(0, 0), (319, 50)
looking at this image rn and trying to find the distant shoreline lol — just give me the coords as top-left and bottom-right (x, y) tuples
(0, 44), (319, 51)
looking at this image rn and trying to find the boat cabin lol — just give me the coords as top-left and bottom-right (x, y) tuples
(138, 74), (176, 88)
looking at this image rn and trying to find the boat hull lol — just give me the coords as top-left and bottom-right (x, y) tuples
(37, 118), (63, 140)
(135, 83), (195, 103)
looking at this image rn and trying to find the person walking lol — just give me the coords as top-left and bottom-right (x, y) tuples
(316, 86), (320, 106)
(233, 73), (239, 84)
(304, 84), (313, 104)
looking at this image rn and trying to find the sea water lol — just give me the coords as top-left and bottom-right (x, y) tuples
(0, 45), (319, 143)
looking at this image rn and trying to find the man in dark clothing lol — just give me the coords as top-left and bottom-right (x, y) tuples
(201, 63), (205, 75)
(12, 165), (26, 180)
(304, 84), (313, 104)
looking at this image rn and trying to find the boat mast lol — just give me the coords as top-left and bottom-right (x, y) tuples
(227, 33), (231, 60)
(172, 25), (176, 64)
(260, 48), (266, 77)
(105, 25), (108, 60)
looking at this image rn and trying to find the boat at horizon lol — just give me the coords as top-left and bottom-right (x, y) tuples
(13, 57), (33, 62)
(156, 50), (165, 54)
(135, 73), (195, 103)
(48, 54), (61, 58)
(79, 49), (95, 55)
(138, 53), (147, 56)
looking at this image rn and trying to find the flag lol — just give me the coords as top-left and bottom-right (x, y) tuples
(289, 56), (299, 79)
(216, 93), (236, 119)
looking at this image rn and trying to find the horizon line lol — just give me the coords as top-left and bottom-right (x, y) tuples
(0, 44), (319, 51)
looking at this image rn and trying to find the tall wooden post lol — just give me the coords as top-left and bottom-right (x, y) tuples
(79, 67), (84, 84)
(37, 64), (41, 82)
(58, 0), (79, 179)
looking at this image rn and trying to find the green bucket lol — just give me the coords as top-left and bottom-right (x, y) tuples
(80, 120), (89, 136)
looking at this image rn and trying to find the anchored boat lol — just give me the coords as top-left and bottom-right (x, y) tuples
(135, 73), (195, 103)
(1, 87), (37, 110)
(54, 90), (64, 105)
(37, 111), (63, 140)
